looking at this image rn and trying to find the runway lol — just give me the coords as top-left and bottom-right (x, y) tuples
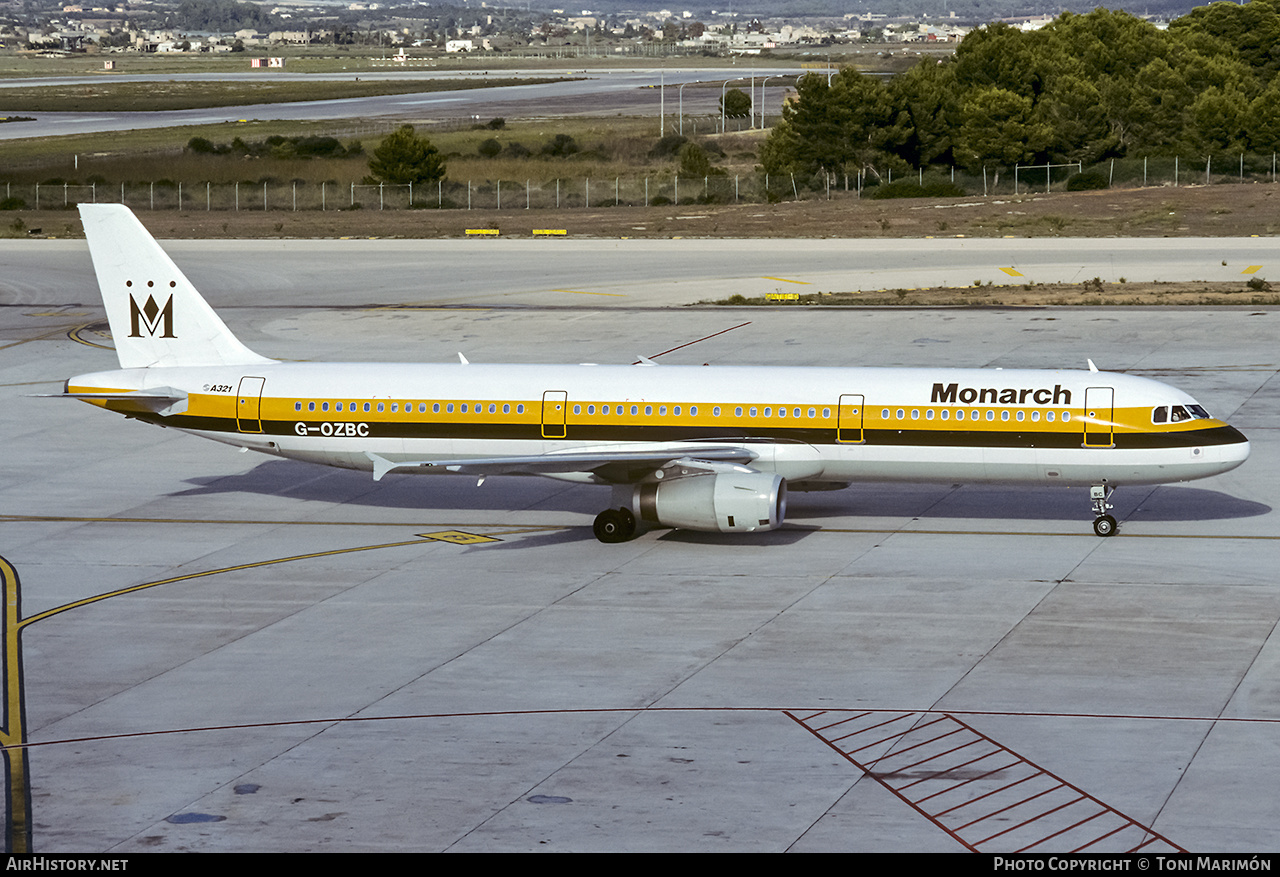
(1, 239), (1278, 852)
(0, 66), (797, 141)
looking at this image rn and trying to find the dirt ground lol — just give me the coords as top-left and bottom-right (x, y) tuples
(6, 183), (1279, 305)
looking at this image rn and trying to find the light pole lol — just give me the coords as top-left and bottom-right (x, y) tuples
(679, 80), (698, 136)
(758, 76), (775, 129)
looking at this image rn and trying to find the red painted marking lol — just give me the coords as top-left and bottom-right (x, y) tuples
(633, 321), (752, 364)
(787, 709), (1187, 854)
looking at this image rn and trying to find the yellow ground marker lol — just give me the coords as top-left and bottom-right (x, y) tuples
(419, 530), (501, 545)
(1242, 266), (1263, 274)
(552, 289), (627, 297)
(466, 228), (499, 236)
(766, 292), (800, 301)
(533, 229), (567, 236)
(999, 267), (1024, 277)
(762, 276), (812, 285)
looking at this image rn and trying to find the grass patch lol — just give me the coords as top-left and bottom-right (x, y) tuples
(0, 77), (574, 113)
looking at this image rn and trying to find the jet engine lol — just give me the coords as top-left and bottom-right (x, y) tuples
(627, 470), (786, 533)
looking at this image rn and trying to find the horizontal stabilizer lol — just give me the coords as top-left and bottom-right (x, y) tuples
(36, 386), (189, 417)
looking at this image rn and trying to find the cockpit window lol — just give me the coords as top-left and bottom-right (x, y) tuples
(1154, 404), (1211, 424)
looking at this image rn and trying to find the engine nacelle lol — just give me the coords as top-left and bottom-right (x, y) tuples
(628, 471), (786, 533)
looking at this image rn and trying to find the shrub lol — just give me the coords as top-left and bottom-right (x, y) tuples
(870, 179), (965, 199)
(478, 138), (502, 158)
(0, 197), (27, 210)
(648, 134), (688, 159)
(540, 133), (580, 157)
(1066, 170), (1109, 191)
(294, 136), (345, 158)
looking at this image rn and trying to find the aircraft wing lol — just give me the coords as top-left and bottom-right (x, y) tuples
(365, 445), (759, 483)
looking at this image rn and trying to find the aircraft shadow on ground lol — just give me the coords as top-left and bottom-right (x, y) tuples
(174, 460), (1270, 527)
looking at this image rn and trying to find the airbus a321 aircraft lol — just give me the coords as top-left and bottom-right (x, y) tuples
(59, 204), (1250, 542)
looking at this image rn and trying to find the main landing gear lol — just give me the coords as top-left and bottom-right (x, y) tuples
(593, 507), (637, 543)
(1090, 485), (1118, 537)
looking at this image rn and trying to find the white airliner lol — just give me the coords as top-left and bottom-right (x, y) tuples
(60, 204), (1250, 541)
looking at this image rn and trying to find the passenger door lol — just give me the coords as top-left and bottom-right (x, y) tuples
(837, 394), (865, 443)
(236, 376), (266, 434)
(541, 390), (568, 439)
(1083, 386), (1114, 448)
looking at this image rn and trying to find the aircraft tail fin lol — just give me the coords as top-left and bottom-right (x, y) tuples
(78, 204), (273, 369)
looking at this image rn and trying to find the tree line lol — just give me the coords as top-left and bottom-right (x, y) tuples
(761, 4), (1280, 184)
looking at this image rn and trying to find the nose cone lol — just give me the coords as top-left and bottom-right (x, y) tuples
(1213, 425), (1250, 472)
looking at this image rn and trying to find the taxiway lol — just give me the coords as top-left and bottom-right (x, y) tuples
(0, 240), (1277, 852)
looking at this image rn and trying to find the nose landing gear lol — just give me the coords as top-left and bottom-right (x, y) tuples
(1091, 485), (1118, 537)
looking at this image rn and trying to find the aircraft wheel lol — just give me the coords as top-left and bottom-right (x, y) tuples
(593, 509), (634, 543)
(1093, 515), (1118, 538)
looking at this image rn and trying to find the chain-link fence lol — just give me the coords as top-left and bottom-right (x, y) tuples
(4, 152), (1278, 212)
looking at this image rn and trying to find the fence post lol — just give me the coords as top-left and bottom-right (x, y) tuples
(264, 181), (267, 211)
(178, 182), (182, 210)
(497, 179), (500, 210)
